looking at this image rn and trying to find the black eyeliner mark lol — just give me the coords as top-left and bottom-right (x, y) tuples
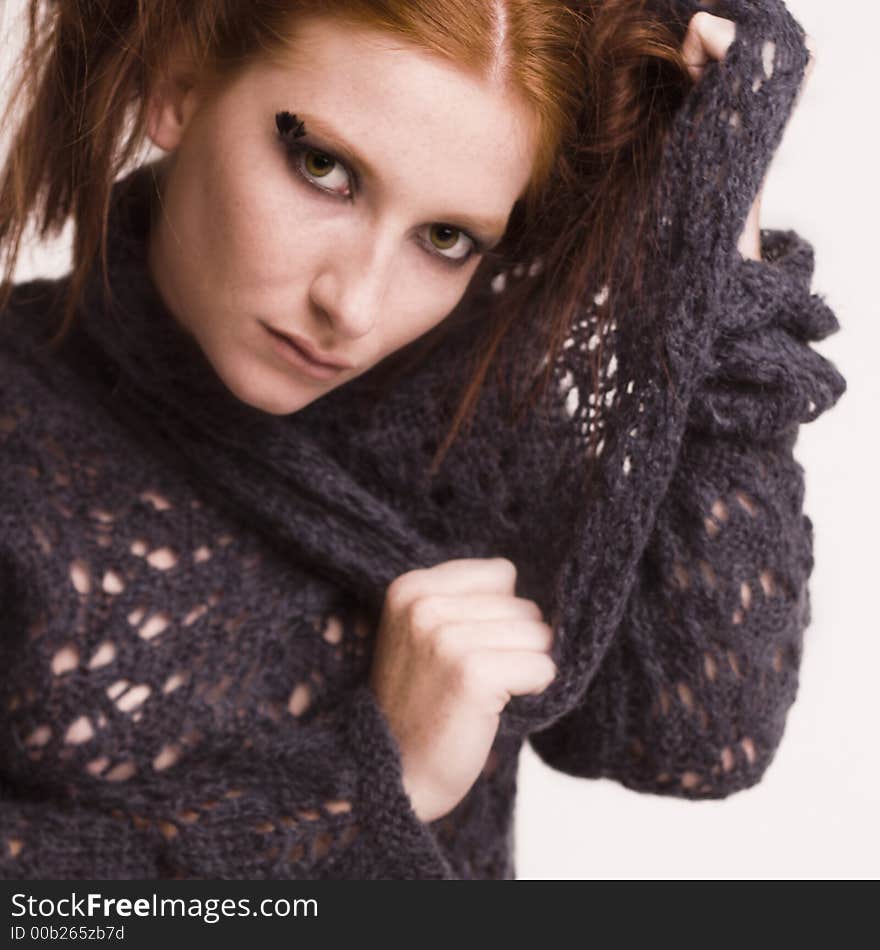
(275, 111), (307, 139)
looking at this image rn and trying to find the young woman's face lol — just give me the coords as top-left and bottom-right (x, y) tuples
(146, 14), (538, 415)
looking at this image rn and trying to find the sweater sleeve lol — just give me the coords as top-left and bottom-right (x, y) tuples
(0, 682), (453, 880)
(526, 227), (847, 797)
(0, 550), (452, 881)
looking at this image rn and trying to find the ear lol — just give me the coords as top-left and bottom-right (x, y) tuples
(145, 50), (204, 153)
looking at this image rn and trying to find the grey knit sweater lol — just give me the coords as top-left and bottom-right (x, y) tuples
(0, 0), (847, 879)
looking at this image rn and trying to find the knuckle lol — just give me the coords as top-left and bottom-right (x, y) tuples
(690, 10), (709, 32)
(386, 570), (417, 606)
(494, 556), (518, 580)
(408, 595), (440, 634)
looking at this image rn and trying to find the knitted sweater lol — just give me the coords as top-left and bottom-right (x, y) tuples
(0, 0), (847, 880)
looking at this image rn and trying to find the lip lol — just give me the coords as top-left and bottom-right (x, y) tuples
(262, 323), (352, 380)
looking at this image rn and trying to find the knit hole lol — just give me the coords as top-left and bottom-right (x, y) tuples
(740, 736), (756, 764)
(771, 645), (786, 673)
(672, 561), (690, 590)
(312, 831), (335, 860)
(698, 560), (717, 589)
(153, 742), (183, 771)
(656, 685), (671, 717)
(105, 761), (137, 782)
(130, 538), (149, 557)
(7, 838), (23, 858)
(182, 603), (210, 627)
(85, 755), (110, 776)
(115, 683), (152, 713)
(89, 507), (115, 525)
(720, 746), (735, 772)
(24, 725), (52, 748)
(762, 40), (776, 79)
(735, 490), (759, 517)
(322, 615), (343, 644)
(140, 489), (173, 511)
(676, 681), (694, 712)
(759, 569), (776, 597)
(102, 570), (125, 594)
(64, 715), (95, 745)
(680, 770), (701, 790)
(740, 581), (752, 610)
(158, 821), (178, 840)
(140, 611), (171, 640)
(194, 545), (213, 563)
(727, 651), (742, 678)
(51, 644), (79, 676)
(146, 546), (179, 570)
(202, 675), (234, 705)
(728, 110), (741, 129)
(711, 499), (729, 522)
(162, 671), (188, 694)
(325, 799), (352, 815)
(69, 559), (91, 595)
(703, 652), (717, 682)
(288, 682), (312, 716)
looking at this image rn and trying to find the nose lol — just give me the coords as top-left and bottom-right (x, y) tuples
(308, 228), (394, 339)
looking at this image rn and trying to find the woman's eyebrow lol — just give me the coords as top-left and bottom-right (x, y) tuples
(292, 111), (509, 246)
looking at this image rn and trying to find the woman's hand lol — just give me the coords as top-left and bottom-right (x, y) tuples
(369, 557), (556, 823)
(681, 12), (817, 261)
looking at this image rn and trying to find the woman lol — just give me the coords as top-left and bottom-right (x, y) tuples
(0, 0), (845, 879)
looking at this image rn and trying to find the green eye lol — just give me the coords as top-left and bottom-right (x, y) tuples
(304, 150), (336, 178)
(429, 224), (461, 250)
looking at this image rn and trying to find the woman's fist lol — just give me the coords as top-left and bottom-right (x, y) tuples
(368, 557), (556, 823)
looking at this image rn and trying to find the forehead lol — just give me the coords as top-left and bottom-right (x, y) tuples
(255, 14), (539, 206)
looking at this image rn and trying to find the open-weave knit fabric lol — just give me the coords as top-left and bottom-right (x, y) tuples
(0, 0), (847, 879)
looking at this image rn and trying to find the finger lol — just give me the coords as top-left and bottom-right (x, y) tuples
(397, 557), (519, 600)
(419, 593), (544, 624)
(442, 618), (555, 655)
(683, 12), (737, 82)
(471, 650), (558, 700)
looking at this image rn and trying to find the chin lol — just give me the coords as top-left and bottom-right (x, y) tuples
(211, 354), (322, 416)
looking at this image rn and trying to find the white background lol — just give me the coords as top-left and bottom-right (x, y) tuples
(1, 0), (876, 879)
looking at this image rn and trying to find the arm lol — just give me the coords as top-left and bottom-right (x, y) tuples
(527, 227), (846, 797)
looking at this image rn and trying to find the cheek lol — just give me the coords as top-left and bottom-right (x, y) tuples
(365, 264), (473, 360)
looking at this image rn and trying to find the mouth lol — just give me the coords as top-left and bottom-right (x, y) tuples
(262, 323), (351, 381)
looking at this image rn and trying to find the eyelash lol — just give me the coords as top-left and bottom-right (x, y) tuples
(280, 138), (489, 270)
